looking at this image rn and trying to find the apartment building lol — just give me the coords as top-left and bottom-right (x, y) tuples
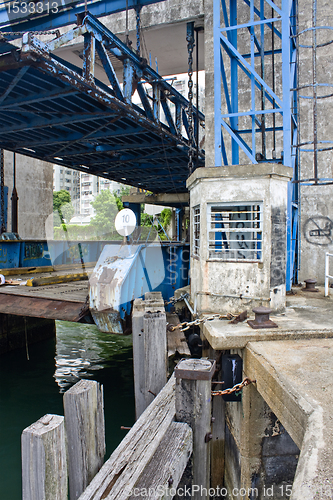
(53, 165), (80, 214)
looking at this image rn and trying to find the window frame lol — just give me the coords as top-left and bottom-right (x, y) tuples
(207, 202), (263, 262)
(192, 205), (201, 257)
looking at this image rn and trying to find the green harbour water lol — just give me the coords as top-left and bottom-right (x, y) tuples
(0, 321), (135, 500)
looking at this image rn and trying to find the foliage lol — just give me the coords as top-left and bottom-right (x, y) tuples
(113, 186), (130, 211)
(53, 186), (172, 241)
(90, 189), (118, 236)
(53, 224), (124, 240)
(53, 190), (74, 225)
(160, 208), (172, 229)
(141, 208), (172, 240)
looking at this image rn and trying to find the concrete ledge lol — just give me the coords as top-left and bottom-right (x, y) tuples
(244, 339), (333, 500)
(186, 164), (293, 189)
(202, 291), (333, 350)
(122, 192), (189, 207)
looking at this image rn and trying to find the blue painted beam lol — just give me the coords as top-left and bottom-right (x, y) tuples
(95, 40), (124, 102)
(214, 0), (299, 286)
(220, 34), (283, 108)
(0, 0), (166, 32)
(0, 11), (205, 195)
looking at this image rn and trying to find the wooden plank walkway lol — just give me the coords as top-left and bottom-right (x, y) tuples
(0, 264), (94, 321)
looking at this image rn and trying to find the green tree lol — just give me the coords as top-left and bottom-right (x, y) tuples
(160, 208), (172, 229)
(90, 189), (118, 235)
(113, 186), (130, 211)
(53, 190), (74, 224)
(141, 208), (172, 239)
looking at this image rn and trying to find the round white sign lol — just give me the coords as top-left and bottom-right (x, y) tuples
(115, 208), (137, 236)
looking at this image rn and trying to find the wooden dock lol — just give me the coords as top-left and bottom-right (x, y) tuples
(0, 264), (95, 322)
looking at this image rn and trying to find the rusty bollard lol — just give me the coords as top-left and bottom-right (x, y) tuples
(247, 306), (278, 329)
(302, 278), (319, 292)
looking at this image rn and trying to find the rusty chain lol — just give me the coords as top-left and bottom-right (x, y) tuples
(168, 312), (236, 332)
(0, 149), (5, 234)
(0, 30), (60, 37)
(135, 6), (141, 56)
(164, 292), (190, 306)
(186, 27), (195, 174)
(212, 377), (256, 396)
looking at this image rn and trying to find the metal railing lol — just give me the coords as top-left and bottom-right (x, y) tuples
(325, 252), (333, 296)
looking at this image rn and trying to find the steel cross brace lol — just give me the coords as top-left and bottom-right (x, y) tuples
(18, 12), (204, 156)
(214, 0), (299, 288)
(0, 11), (205, 194)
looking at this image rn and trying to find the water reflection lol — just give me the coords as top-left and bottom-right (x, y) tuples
(54, 320), (133, 391)
(0, 320), (135, 500)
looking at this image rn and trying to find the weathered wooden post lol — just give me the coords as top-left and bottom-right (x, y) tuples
(63, 379), (105, 500)
(132, 292), (167, 418)
(21, 414), (67, 500)
(175, 358), (215, 499)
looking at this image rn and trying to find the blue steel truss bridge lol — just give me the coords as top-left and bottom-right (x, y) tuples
(0, 11), (205, 193)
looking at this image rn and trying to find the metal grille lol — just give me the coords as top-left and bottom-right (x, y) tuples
(193, 206), (200, 255)
(208, 203), (262, 261)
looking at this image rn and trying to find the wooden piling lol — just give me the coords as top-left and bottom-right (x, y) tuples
(132, 292), (167, 418)
(175, 359), (215, 500)
(63, 379), (105, 500)
(21, 414), (67, 500)
(79, 375), (177, 500)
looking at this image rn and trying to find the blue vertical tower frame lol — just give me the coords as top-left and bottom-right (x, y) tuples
(213, 0), (299, 290)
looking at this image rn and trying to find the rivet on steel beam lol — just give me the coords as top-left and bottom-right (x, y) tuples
(204, 432), (213, 443)
(302, 278), (319, 292)
(247, 306), (278, 329)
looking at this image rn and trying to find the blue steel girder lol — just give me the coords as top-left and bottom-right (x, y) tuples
(214, 0), (299, 289)
(0, 0), (165, 33)
(0, 12), (205, 194)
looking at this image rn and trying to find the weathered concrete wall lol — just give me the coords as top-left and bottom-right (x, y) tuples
(300, 185), (333, 284)
(100, 0), (204, 33)
(202, 344), (300, 500)
(4, 151), (53, 240)
(187, 164), (291, 313)
(297, 0), (333, 284)
(245, 339), (333, 500)
(0, 313), (56, 354)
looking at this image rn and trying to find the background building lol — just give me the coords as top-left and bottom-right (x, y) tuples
(53, 165), (81, 215)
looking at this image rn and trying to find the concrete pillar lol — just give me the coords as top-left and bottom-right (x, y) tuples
(123, 201), (141, 227)
(176, 208), (184, 242)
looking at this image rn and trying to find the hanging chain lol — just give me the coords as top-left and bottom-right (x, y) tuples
(186, 27), (195, 174)
(135, 6), (141, 56)
(168, 313), (236, 332)
(0, 149), (5, 234)
(212, 377), (256, 397)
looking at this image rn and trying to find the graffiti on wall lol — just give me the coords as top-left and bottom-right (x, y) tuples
(304, 216), (333, 246)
